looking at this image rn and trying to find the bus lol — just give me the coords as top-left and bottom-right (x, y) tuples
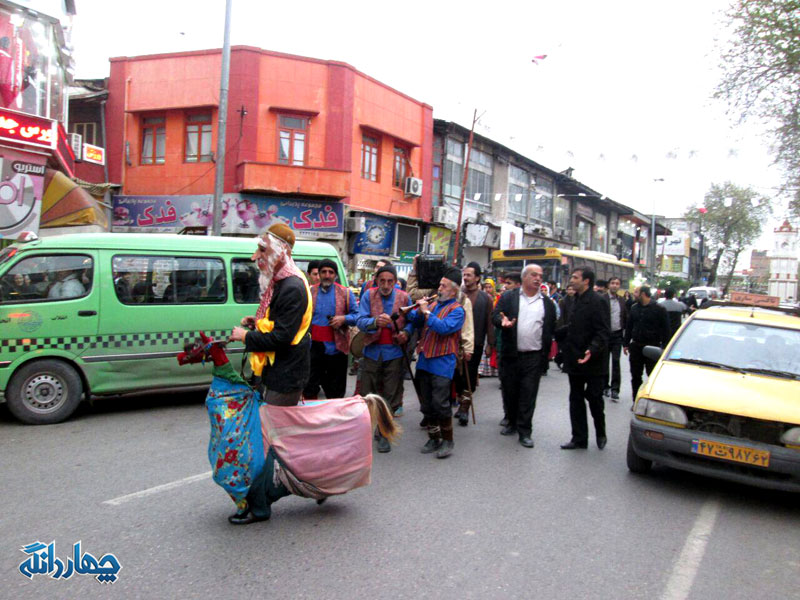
(490, 247), (635, 291)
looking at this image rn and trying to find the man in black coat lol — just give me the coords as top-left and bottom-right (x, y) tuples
(624, 285), (670, 401)
(491, 264), (557, 448)
(557, 266), (611, 450)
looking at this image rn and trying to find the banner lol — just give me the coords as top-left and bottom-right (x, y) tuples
(112, 193), (344, 239)
(500, 222), (523, 250)
(0, 149), (46, 239)
(352, 215), (395, 256)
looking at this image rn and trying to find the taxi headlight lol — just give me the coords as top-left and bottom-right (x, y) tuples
(634, 398), (688, 427)
(780, 427), (800, 445)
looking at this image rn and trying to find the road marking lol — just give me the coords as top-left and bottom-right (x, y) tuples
(661, 498), (721, 600)
(103, 471), (212, 506)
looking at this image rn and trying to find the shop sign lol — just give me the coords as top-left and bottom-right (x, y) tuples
(112, 193), (344, 239)
(576, 202), (594, 220)
(352, 214), (395, 256)
(0, 148), (46, 238)
(0, 107), (55, 150)
(500, 222), (523, 250)
(657, 235), (689, 256)
(426, 226), (451, 256)
(83, 143), (105, 165)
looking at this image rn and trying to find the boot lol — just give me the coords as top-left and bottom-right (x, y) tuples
(421, 423), (443, 454)
(376, 432), (391, 453)
(437, 417), (454, 459)
(455, 395), (471, 427)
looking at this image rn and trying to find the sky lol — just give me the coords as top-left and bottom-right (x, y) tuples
(69, 0), (789, 252)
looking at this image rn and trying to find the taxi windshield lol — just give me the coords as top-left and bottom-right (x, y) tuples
(666, 318), (800, 379)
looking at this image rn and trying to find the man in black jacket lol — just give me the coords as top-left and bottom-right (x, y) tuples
(557, 266), (611, 450)
(230, 223), (311, 406)
(604, 276), (628, 402)
(491, 264), (557, 448)
(624, 285), (670, 401)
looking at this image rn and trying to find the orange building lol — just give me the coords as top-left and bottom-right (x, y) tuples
(106, 46), (433, 278)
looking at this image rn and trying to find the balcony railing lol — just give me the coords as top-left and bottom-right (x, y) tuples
(236, 162), (350, 198)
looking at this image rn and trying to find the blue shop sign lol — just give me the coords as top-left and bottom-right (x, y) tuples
(352, 215), (395, 256)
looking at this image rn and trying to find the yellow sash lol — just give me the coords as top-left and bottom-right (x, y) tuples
(250, 277), (313, 376)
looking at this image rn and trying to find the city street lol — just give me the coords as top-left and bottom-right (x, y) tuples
(2, 362), (799, 599)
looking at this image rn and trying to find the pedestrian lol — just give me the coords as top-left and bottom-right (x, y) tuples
(480, 278), (500, 377)
(660, 288), (687, 339)
(492, 264), (557, 448)
(306, 260), (321, 286)
(625, 287), (639, 312)
(454, 262), (495, 426)
(603, 276), (628, 402)
(408, 267), (466, 458)
(495, 270), (521, 427)
(303, 259), (358, 400)
(623, 285), (670, 400)
(356, 263), (413, 452)
(230, 223), (312, 408)
(557, 266), (610, 450)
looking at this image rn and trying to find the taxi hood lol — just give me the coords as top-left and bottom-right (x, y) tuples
(642, 361), (800, 425)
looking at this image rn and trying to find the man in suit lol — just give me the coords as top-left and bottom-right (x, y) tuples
(491, 264), (557, 448)
(604, 276), (628, 402)
(558, 266), (611, 450)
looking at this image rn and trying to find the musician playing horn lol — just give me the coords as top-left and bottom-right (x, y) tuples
(407, 267), (466, 459)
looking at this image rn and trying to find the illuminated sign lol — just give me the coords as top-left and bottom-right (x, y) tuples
(83, 143), (105, 165)
(53, 123), (75, 177)
(0, 108), (55, 150)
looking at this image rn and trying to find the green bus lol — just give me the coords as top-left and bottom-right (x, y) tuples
(0, 233), (346, 424)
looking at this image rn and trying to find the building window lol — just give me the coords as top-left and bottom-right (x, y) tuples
(466, 148), (492, 208)
(508, 165), (530, 220)
(277, 115), (307, 166)
(71, 122), (97, 145)
(593, 212), (608, 253)
(530, 175), (553, 226)
(393, 146), (408, 188)
(554, 195), (571, 239)
(361, 134), (379, 181)
(141, 116), (166, 165)
(185, 113), (213, 163)
(443, 139), (464, 199)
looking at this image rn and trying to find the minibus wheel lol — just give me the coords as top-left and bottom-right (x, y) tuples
(6, 360), (83, 425)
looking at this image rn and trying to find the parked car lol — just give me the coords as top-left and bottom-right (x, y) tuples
(627, 302), (800, 492)
(0, 232), (346, 424)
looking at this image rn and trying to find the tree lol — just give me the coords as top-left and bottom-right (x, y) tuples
(715, 1), (800, 218)
(684, 182), (770, 291)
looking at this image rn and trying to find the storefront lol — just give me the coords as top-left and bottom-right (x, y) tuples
(348, 212), (422, 284)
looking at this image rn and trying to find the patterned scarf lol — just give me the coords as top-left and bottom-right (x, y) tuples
(255, 234), (305, 320)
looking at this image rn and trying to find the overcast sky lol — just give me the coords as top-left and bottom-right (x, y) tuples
(71, 0), (788, 250)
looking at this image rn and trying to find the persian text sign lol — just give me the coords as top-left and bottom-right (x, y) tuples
(83, 143), (105, 165)
(19, 540), (122, 584)
(0, 107), (55, 150)
(0, 149), (47, 238)
(729, 291), (780, 307)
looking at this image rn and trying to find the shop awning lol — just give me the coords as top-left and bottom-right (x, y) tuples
(40, 169), (108, 229)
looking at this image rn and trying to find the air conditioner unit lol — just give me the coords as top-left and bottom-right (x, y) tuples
(345, 216), (366, 233)
(69, 133), (82, 160)
(432, 206), (457, 228)
(404, 176), (423, 197)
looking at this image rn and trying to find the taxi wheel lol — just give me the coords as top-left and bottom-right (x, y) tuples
(6, 360), (83, 425)
(626, 435), (652, 473)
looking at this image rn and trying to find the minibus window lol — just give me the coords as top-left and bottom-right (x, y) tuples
(0, 254), (93, 304)
(112, 255), (226, 304)
(232, 259), (261, 304)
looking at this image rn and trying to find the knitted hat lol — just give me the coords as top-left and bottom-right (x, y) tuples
(443, 266), (462, 287)
(318, 258), (338, 273)
(266, 222), (296, 248)
(375, 263), (397, 280)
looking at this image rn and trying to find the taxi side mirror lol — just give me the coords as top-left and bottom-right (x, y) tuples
(643, 345), (663, 362)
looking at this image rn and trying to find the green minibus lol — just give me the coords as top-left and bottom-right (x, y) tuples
(0, 232), (346, 424)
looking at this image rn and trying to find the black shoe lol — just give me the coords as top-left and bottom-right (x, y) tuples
(560, 441), (588, 450)
(436, 440), (454, 459)
(457, 412), (469, 427)
(421, 438), (443, 454)
(228, 510), (269, 525)
(603, 388), (611, 397)
(519, 436), (534, 448)
(377, 435), (391, 453)
(597, 436), (607, 450)
(499, 417), (509, 427)
(500, 425), (517, 436)
(611, 391), (619, 401)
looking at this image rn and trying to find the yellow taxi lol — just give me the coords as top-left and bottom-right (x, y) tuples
(627, 300), (800, 492)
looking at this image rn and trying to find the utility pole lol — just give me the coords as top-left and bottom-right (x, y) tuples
(452, 109), (479, 265)
(211, 0), (233, 237)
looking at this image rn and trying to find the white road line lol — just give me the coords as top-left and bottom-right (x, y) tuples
(103, 471), (212, 506)
(661, 498), (722, 600)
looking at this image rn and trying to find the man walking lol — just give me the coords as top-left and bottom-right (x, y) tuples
(624, 285), (670, 400)
(492, 264), (557, 448)
(408, 268), (466, 458)
(455, 262), (495, 426)
(357, 263), (413, 452)
(604, 276), (627, 402)
(304, 259), (358, 400)
(660, 288), (687, 339)
(558, 267), (610, 450)
(230, 223), (312, 406)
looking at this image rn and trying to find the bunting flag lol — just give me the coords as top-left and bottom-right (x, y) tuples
(531, 54), (548, 65)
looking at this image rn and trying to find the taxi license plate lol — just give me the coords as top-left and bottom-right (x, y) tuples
(691, 439), (770, 468)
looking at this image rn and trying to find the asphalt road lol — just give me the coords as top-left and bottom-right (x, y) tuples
(2, 362), (798, 599)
